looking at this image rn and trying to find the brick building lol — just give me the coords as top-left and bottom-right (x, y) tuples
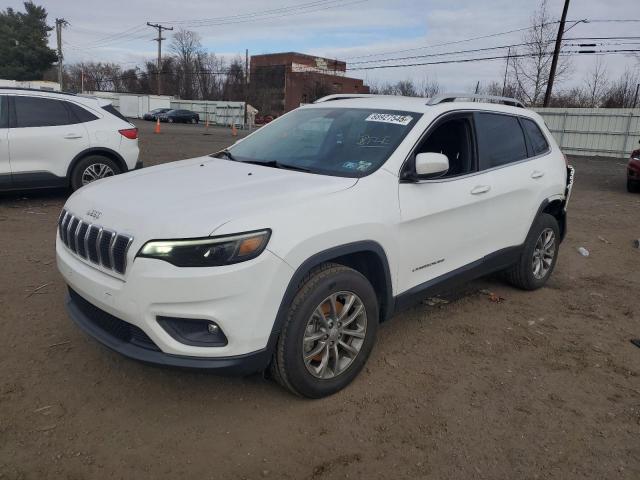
(249, 52), (369, 116)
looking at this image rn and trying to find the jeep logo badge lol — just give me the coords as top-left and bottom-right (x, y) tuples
(86, 209), (102, 220)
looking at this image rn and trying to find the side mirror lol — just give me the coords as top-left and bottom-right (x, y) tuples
(415, 152), (449, 178)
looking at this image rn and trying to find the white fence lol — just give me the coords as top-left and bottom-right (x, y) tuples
(533, 108), (640, 158)
(169, 100), (251, 126)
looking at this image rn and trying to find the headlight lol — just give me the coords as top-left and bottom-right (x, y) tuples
(138, 230), (271, 267)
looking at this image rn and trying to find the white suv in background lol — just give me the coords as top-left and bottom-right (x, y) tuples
(56, 93), (574, 398)
(0, 88), (140, 192)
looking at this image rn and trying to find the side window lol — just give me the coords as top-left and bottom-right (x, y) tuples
(521, 118), (550, 156)
(14, 96), (72, 128)
(415, 115), (475, 177)
(475, 112), (527, 169)
(0, 96), (7, 128)
(66, 102), (99, 123)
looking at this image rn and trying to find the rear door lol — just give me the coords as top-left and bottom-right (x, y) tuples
(8, 95), (90, 185)
(0, 96), (10, 188)
(473, 112), (546, 251)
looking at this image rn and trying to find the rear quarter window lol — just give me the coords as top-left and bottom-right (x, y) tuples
(101, 104), (128, 122)
(521, 118), (550, 156)
(475, 112), (528, 169)
(67, 102), (99, 123)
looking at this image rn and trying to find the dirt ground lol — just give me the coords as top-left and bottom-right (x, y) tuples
(1, 120), (639, 479)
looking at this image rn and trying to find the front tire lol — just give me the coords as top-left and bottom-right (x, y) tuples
(271, 263), (378, 398)
(503, 213), (560, 290)
(70, 155), (121, 191)
(168, 118), (174, 123)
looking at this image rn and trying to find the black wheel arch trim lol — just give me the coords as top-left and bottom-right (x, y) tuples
(66, 147), (129, 179)
(264, 241), (394, 360)
(535, 197), (567, 242)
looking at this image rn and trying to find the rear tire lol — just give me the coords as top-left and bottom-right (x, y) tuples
(270, 263), (378, 398)
(628, 179), (640, 193)
(503, 213), (560, 290)
(70, 155), (121, 191)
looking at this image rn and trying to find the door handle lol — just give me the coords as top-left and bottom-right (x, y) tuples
(64, 134), (82, 139)
(531, 170), (545, 179)
(470, 185), (491, 195)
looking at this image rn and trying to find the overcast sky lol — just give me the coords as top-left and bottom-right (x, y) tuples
(27, 0), (640, 91)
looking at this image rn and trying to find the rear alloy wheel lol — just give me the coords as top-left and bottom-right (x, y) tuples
(71, 155), (121, 191)
(168, 117), (174, 123)
(503, 213), (560, 290)
(271, 263), (378, 398)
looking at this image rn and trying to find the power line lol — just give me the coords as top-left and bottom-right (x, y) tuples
(345, 49), (640, 71)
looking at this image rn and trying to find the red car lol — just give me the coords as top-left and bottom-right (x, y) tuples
(628, 141), (640, 193)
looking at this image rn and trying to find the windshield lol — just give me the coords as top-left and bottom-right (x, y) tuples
(225, 107), (421, 177)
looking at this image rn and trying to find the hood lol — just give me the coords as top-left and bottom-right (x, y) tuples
(64, 156), (357, 240)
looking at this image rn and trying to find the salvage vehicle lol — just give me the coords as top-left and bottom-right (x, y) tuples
(142, 108), (171, 121)
(56, 93), (574, 398)
(0, 88), (140, 191)
(157, 109), (200, 124)
(627, 140), (640, 193)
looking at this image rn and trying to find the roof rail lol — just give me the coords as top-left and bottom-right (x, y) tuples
(0, 86), (77, 96)
(427, 93), (525, 108)
(314, 94), (379, 103)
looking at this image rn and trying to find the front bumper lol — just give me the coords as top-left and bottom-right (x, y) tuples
(57, 238), (294, 366)
(66, 288), (271, 373)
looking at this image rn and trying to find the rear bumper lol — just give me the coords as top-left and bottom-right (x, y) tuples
(66, 288), (271, 374)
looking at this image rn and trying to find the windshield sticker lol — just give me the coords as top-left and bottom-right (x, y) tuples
(357, 135), (391, 147)
(365, 113), (413, 126)
(343, 161), (373, 171)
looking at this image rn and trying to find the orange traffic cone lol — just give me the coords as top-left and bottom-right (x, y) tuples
(154, 118), (161, 134)
(231, 124), (238, 137)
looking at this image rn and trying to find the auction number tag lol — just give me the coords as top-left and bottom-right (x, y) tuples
(365, 113), (413, 126)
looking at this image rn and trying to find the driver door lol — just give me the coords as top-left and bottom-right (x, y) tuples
(396, 112), (493, 294)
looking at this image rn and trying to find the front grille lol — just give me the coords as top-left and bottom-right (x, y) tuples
(69, 288), (159, 351)
(58, 209), (134, 275)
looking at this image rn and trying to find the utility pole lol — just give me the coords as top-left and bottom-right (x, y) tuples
(55, 18), (67, 89)
(147, 22), (173, 95)
(502, 47), (511, 97)
(244, 49), (249, 128)
(543, 0), (570, 107)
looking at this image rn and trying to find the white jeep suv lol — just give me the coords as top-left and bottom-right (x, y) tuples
(0, 88), (140, 192)
(56, 93), (574, 398)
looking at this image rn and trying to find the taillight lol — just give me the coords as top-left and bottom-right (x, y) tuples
(119, 128), (138, 140)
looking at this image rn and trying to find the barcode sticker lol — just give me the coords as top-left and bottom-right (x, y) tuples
(365, 113), (413, 126)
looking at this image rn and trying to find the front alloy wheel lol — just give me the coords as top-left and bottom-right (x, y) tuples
(303, 291), (367, 379)
(271, 263), (378, 398)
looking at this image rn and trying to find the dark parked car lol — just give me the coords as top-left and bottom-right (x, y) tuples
(157, 109), (200, 124)
(143, 108), (171, 121)
(628, 140), (640, 193)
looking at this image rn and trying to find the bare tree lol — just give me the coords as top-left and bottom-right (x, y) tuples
(583, 57), (609, 107)
(170, 29), (202, 99)
(510, 0), (570, 106)
(602, 68), (640, 108)
(417, 76), (440, 97)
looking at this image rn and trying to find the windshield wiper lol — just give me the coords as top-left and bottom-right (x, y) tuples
(242, 160), (312, 173)
(212, 149), (238, 161)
